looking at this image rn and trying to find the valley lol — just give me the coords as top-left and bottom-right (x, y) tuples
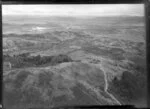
(3, 15), (147, 108)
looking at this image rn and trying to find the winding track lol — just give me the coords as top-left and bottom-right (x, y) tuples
(99, 64), (121, 105)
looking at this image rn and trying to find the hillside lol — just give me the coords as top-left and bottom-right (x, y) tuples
(3, 16), (147, 108)
(3, 62), (122, 109)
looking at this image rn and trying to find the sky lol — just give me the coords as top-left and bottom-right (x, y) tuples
(2, 4), (144, 16)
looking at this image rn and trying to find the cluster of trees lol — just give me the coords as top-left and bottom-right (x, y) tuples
(3, 53), (73, 68)
(110, 70), (147, 104)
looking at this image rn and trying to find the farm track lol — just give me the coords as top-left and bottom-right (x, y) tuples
(99, 64), (121, 105)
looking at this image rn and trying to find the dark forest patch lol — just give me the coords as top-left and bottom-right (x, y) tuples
(3, 53), (73, 68)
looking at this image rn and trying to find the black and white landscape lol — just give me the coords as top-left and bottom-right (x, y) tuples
(2, 5), (147, 109)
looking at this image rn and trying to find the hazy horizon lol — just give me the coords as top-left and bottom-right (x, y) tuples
(2, 4), (144, 17)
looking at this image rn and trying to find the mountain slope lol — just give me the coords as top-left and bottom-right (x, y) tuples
(3, 62), (121, 109)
